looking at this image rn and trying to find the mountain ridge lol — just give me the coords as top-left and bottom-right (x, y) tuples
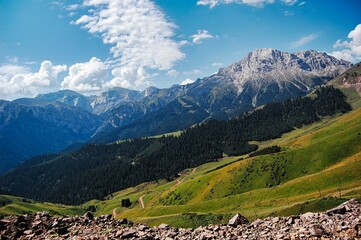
(0, 49), (353, 171)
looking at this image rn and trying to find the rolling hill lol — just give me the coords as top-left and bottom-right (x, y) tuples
(87, 105), (361, 228)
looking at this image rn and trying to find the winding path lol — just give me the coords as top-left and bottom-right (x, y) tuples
(139, 194), (146, 209)
(112, 208), (117, 219)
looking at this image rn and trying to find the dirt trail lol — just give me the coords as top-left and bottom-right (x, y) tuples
(112, 208), (117, 219)
(139, 194), (146, 209)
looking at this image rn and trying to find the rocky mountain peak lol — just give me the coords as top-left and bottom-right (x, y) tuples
(217, 48), (352, 94)
(224, 48), (351, 74)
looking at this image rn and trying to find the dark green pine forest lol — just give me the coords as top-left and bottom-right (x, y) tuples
(0, 86), (351, 205)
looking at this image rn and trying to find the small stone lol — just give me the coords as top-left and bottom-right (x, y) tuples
(122, 229), (137, 238)
(0, 218), (13, 224)
(57, 226), (69, 235)
(281, 227), (290, 232)
(34, 229), (43, 235)
(310, 225), (324, 237)
(272, 217), (280, 223)
(276, 234), (284, 239)
(23, 230), (33, 235)
(300, 212), (315, 221)
(116, 230), (123, 237)
(83, 211), (94, 220)
(158, 223), (169, 229)
(119, 218), (128, 224)
(138, 224), (149, 231)
(32, 220), (42, 227)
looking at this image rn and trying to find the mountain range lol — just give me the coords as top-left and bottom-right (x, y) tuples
(0, 48), (352, 172)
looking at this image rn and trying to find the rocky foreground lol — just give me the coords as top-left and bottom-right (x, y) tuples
(1, 199), (361, 239)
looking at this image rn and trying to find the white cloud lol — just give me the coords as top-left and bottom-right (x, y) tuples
(66, 4), (81, 11)
(197, 0), (275, 8)
(290, 33), (318, 49)
(0, 61), (67, 100)
(212, 62), (223, 67)
(190, 30), (214, 44)
(183, 69), (203, 76)
(298, 1), (306, 6)
(283, 10), (294, 16)
(107, 66), (152, 90)
(181, 78), (195, 85)
(167, 69), (179, 77)
(331, 24), (361, 63)
(61, 57), (108, 93)
(75, 0), (184, 71)
(282, 0), (297, 5)
(331, 51), (356, 63)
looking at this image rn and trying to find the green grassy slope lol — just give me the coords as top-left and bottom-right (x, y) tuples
(0, 195), (85, 216)
(329, 62), (361, 108)
(86, 107), (361, 228)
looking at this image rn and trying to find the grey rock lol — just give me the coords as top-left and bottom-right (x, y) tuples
(327, 205), (347, 215)
(158, 223), (170, 229)
(122, 229), (137, 238)
(83, 211), (94, 220)
(228, 213), (249, 226)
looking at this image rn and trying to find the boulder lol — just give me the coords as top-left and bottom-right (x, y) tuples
(228, 213), (249, 226)
(83, 211), (94, 220)
(122, 229), (137, 238)
(326, 205), (346, 215)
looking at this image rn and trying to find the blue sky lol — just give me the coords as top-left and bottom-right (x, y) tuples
(0, 0), (360, 100)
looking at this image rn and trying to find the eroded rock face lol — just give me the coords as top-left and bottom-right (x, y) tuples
(0, 199), (360, 239)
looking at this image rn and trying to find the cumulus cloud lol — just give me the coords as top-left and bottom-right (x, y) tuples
(331, 24), (361, 63)
(0, 61), (67, 100)
(61, 57), (108, 93)
(190, 30), (214, 44)
(75, 0), (184, 71)
(180, 78), (195, 85)
(290, 33), (318, 49)
(196, 0), (275, 8)
(107, 66), (152, 90)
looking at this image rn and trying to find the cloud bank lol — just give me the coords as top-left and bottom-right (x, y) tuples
(0, 61), (67, 100)
(61, 57), (108, 93)
(75, 0), (184, 70)
(332, 24), (361, 63)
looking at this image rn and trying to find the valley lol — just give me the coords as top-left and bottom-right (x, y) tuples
(83, 106), (361, 227)
(1, 96), (360, 228)
(1, 1), (361, 238)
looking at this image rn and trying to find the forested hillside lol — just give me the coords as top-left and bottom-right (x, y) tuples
(0, 86), (351, 205)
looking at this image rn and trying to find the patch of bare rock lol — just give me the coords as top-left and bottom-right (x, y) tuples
(1, 199), (361, 239)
